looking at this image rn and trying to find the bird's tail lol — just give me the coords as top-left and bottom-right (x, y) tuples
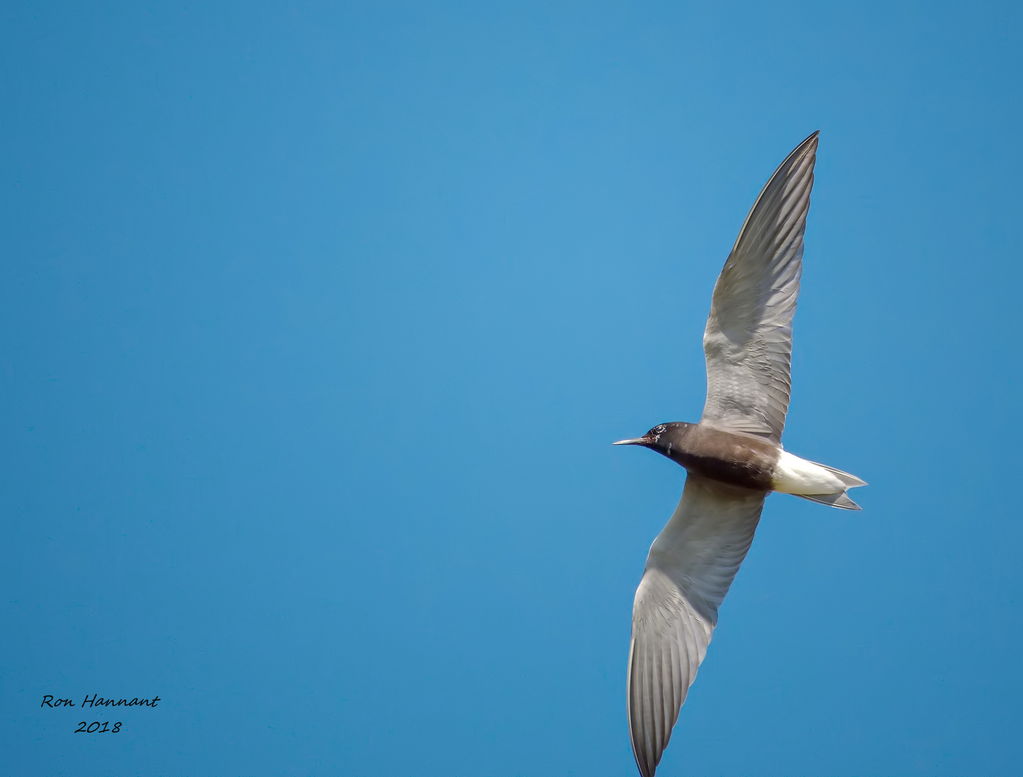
(794, 462), (867, 511)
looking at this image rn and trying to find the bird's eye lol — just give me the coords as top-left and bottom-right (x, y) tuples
(654, 425), (667, 435)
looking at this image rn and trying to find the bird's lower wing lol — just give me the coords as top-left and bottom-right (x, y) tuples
(628, 474), (765, 777)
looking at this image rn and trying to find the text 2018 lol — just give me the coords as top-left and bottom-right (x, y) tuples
(74, 721), (122, 733)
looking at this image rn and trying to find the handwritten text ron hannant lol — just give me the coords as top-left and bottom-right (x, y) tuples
(41, 694), (160, 708)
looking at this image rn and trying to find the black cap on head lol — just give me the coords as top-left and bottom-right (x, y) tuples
(613, 422), (690, 452)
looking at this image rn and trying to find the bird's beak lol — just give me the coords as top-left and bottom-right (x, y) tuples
(613, 437), (649, 446)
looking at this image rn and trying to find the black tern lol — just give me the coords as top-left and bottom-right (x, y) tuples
(614, 132), (865, 777)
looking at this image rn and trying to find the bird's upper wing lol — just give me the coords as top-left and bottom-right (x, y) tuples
(628, 474), (765, 777)
(701, 131), (819, 443)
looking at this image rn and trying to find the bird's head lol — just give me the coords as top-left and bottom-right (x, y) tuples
(613, 422), (691, 459)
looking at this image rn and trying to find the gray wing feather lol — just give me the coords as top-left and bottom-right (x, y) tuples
(628, 475), (765, 777)
(701, 132), (819, 442)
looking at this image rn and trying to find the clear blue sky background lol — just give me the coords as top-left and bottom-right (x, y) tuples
(3, 2), (1021, 775)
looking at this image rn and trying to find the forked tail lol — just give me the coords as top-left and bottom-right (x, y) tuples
(795, 462), (867, 511)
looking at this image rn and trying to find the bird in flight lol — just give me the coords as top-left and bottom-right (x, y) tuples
(614, 131), (865, 777)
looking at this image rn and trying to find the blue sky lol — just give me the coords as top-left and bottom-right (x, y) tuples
(3, 2), (1021, 775)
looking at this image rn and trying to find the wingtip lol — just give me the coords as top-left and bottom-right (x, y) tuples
(798, 129), (820, 151)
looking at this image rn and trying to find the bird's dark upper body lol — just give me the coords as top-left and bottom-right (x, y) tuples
(628, 422), (779, 492)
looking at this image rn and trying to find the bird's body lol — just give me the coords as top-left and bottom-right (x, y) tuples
(615, 132), (865, 777)
(616, 422), (865, 505)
